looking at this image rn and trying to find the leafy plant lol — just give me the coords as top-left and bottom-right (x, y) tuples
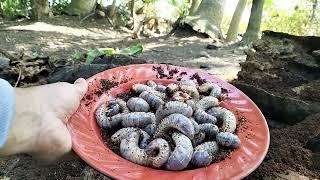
(0, 0), (31, 19)
(85, 43), (144, 64)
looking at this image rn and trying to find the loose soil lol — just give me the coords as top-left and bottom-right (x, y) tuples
(0, 17), (319, 179)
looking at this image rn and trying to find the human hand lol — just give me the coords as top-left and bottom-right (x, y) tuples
(0, 78), (88, 162)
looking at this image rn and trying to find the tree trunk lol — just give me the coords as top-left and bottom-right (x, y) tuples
(226, 0), (247, 42)
(241, 0), (265, 44)
(189, 0), (202, 16)
(185, 0), (225, 39)
(31, 0), (49, 20)
(107, 0), (116, 18)
(130, 0), (135, 30)
(67, 0), (97, 16)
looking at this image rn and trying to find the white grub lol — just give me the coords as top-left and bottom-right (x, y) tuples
(198, 82), (222, 97)
(207, 107), (237, 133)
(132, 83), (153, 94)
(154, 113), (195, 140)
(166, 83), (179, 94)
(216, 132), (241, 148)
(165, 133), (193, 170)
(145, 138), (171, 168)
(147, 80), (157, 87)
(121, 112), (156, 128)
(196, 96), (219, 111)
(189, 117), (200, 134)
(191, 141), (219, 167)
(127, 97), (150, 112)
(199, 123), (219, 139)
(192, 132), (206, 146)
(114, 98), (130, 113)
(111, 127), (150, 148)
(155, 101), (193, 122)
(139, 91), (165, 110)
(209, 84), (222, 98)
(193, 109), (217, 124)
(95, 104), (108, 128)
(155, 84), (167, 93)
(143, 123), (157, 136)
(178, 79), (200, 100)
(172, 91), (191, 102)
(120, 131), (150, 166)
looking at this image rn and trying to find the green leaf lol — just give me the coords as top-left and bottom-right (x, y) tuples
(118, 43), (144, 56)
(85, 49), (104, 64)
(98, 48), (115, 55)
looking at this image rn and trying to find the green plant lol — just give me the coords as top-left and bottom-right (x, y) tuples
(51, 0), (70, 14)
(0, 0), (31, 19)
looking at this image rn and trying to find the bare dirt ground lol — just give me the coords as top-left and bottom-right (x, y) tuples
(1, 16), (318, 180)
(0, 16), (245, 82)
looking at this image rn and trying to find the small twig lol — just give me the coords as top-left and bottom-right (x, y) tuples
(0, 48), (19, 62)
(14, 67), (22, 88)
(80, 12), (96, 23)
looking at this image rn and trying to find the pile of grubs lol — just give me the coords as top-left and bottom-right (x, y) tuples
(96, 79), (240, 171)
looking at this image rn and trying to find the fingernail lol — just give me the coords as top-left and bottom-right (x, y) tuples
(74, 78), (88, 98)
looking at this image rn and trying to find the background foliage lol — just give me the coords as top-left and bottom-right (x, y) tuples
(0, 0), (319, 36)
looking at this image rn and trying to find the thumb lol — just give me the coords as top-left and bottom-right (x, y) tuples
(73, 78), (88, 100)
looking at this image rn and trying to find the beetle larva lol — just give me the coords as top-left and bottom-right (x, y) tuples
(216, 132), (241, 148)
(165, 133), (193, 170)
(127, 97), (150, 112)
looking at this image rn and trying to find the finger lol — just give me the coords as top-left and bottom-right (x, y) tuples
(74, 78), (88, 100)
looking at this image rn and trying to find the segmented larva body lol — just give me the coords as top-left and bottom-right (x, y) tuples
(120, 131), (171, 168)
(209, 84), (222, 98)
(192, 132), (206, 146)
(132, 83), (154, 94)
(198, 82), (222, 98)
(105, 101), (121, 116)
(145, 90), (166, 99)
(189, 117), (200, 134)
(143, 123), (157, 136)
(99, 113), (124, 129)
(145, 138), (171, 168)
(186, 99), (196, 111)
(196, 96), (219, 111)
(155, 85), (167, 93)
(139, 91), (165, 110)
(127, 97), (150, 112)
(178, 79), (200, 100)
(121, 112), (156, 128)
(172, 91), (191, 102)
(113, 98), (130, 113)
(154, 113), (195, 140)
(95, 104), (108, 128)
(166, 83), (179, 94)
(207, 107), (237, 133)
(165, 133), (193, 170)
(120, 132), (150, 166)
(111, 128), (150, 148)
(216, 132), (241, 148)
(147, 80), (157, 88)
(206, 107), (225, 117)
(199, 123), (219, 139)
(155, 101), (193, 122)
(193, 109), (217, 124)
(191, 141), (219, 167)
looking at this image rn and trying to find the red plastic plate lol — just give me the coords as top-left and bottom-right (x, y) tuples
(67, 64), (269, 180)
